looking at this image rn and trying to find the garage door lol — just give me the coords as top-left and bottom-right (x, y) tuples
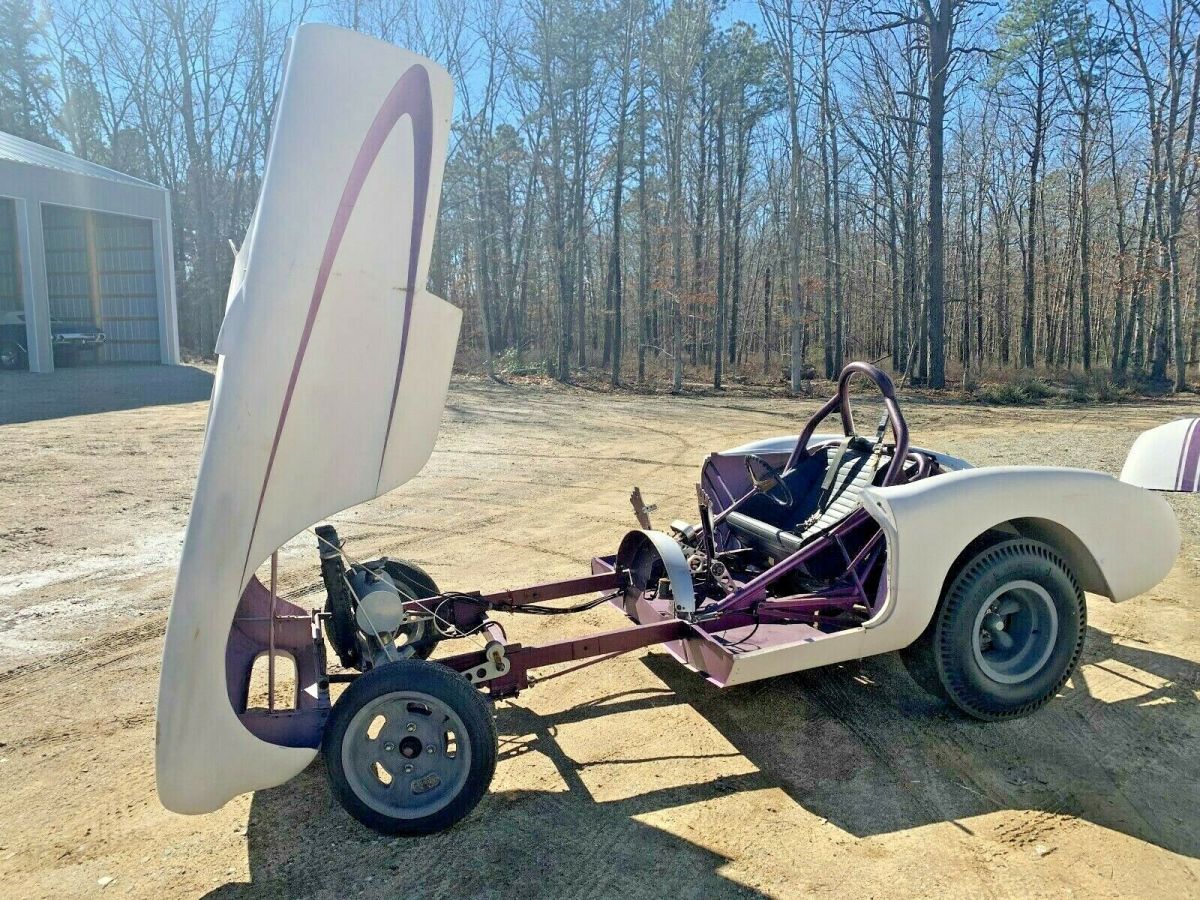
(0, 198), (20, 313)
(42, 204), (160, 362)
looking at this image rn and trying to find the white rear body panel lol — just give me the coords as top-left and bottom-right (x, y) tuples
(670, 466), (1178, 688)
(859, 466), (1179, 648)
(1120, 417), (1200, 491)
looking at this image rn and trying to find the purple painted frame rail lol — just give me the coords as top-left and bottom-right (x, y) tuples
(236, 364), (914, 745)
(421, 363), (909, 698)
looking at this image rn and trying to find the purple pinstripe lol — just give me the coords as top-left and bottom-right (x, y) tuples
(242, 65), (435, 580)
(1176, 419), (1200, 491)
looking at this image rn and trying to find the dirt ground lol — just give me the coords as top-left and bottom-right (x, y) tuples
(1, 365), (1199, 899)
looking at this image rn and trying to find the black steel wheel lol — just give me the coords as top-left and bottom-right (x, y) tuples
(323, 659), (497, 835)
(0, 340), (26, 371)
(900, 538), (1086, 721)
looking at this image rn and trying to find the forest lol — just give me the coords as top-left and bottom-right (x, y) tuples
(3, 0), (1199, 392)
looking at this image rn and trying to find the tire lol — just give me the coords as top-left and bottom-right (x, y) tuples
(323, 659), (497, 835)
(53, 345), (80, 367)
(0, 340), (26, 371)
(901, 538), (1086, 721)
(898, 626), (949, 703)
(380, 559), (441, 660)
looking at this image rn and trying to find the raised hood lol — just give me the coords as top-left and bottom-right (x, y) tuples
(157, 24), (459, 813)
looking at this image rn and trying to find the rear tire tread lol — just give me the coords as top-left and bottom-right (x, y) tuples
(935, 539), (1086, 721)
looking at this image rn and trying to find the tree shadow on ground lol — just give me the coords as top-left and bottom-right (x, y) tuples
(204, 625), (1199, 898)
(0, 363), (213, 425)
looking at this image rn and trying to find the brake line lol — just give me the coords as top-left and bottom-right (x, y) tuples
(436, 589), (623, 618)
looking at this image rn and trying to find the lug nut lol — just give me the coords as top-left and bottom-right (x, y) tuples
(406, 723), (417, 733)
(404, 764), (414, 773)
(426, 747), (434, 754)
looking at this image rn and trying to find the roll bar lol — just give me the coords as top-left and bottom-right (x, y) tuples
(785, 361), (910, 487)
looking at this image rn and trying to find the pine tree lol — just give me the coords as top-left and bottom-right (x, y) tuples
(0, 0), (57, 145)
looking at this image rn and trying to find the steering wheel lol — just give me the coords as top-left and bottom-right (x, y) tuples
(744, 454), (794, 507)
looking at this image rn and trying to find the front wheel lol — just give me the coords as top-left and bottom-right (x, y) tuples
(323, 659), (497, 835)
(900, 538), (1086, 721)
(0, 340), (26, 370)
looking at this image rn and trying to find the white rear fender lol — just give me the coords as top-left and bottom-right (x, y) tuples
(1121, 417), (1200, 491)
(859, 467), (1180, 652)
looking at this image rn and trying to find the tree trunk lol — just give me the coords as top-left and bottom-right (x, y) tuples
(636, 16), (649, 384)
(606, 4), (634, 387)
(714, 100), (726, 389)
(1078, 109), (1092, 371)
(763, 265), (772, 376)
(729, 129), (748, 365)
(925, 1), (949, 389)
(1021, 77), (1046, 369)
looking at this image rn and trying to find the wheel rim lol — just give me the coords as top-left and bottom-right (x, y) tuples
(971, 580), (1059, 684)
(393, 620), (427, 657)
(342, 689), (472, 820)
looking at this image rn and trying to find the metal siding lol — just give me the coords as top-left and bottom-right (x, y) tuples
(41, 205), (92, 330)
(95, 211), (158, 362)
(42, 204), (160, 362)
(0, 198), (18, 312)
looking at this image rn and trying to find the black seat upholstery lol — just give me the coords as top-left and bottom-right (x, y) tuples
(724, 442), (889, 558)
(723, 511), (806, 558)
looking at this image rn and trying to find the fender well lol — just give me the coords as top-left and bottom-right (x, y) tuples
(1006, 517), (1112, 598)
(947, 518), (1112, 600)
(615, 529), (696, 616)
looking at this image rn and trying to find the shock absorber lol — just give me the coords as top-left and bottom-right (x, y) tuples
(315, 525), (360, 668)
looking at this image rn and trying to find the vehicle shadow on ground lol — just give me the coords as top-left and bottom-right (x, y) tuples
(0, 364), (213, 425)
(643, 626), (1200, 857)
(205, 625), (1198, 898)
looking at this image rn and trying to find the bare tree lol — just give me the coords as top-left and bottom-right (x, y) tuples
(27, 0), (1200, 394)
(1114, 0), (1200, 389)
(759, 0), (811, 393)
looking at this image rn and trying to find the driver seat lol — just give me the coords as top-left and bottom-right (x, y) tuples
(725, 440), (890, 558)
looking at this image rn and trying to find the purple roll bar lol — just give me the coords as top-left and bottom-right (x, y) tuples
(786, 360), (910, 481)
(703, 363), (906, 619)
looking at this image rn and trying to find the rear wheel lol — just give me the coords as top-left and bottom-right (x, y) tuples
(323, 659), (497, 835)
(900, 538), (1086, 721)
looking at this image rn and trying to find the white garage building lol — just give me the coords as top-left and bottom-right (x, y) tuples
(0, 131), (180, 372)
